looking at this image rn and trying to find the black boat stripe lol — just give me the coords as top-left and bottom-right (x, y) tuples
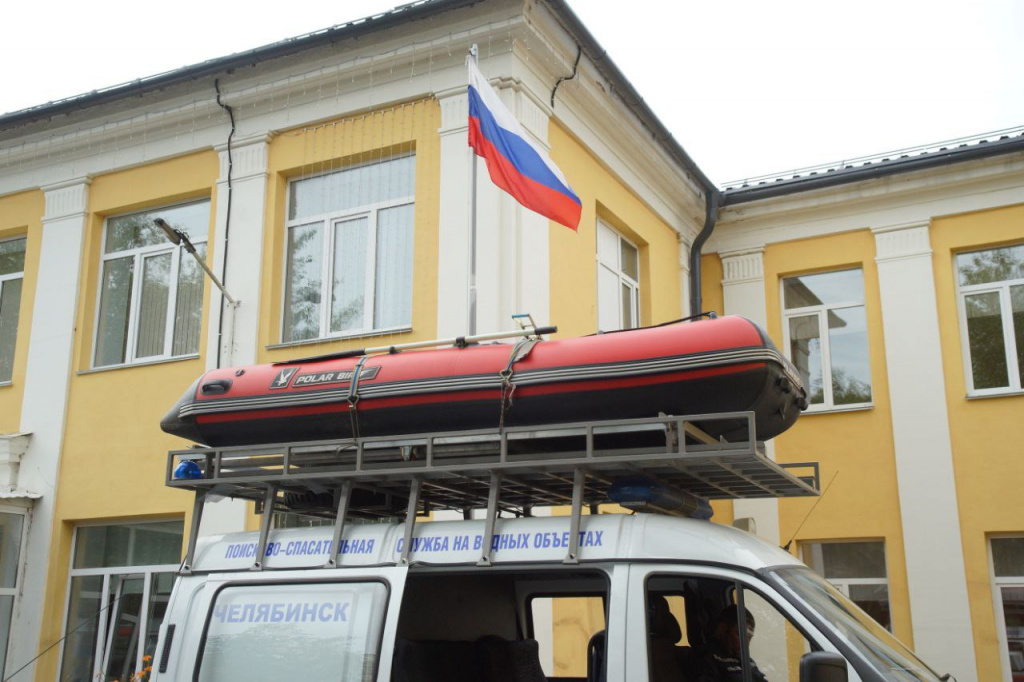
(180, 347), (799, 418)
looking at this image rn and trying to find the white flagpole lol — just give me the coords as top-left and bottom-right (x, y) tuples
(468, 43), (479, 335)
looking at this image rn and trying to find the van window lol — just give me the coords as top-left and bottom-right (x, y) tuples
(531, 595), (606, 677)
(197, 581), (388, 681)
(644, 575), (813, 682)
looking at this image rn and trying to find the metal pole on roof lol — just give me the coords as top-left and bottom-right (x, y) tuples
(468, 43), (479, 335)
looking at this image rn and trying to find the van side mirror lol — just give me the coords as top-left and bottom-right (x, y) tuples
(800, 651), (848, 682)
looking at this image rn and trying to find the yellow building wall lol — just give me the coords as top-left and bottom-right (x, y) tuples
(764, 230), (913, 645)
(36, 151), (219, 682)
(0, 190), (44, 432)
(259, 98), (441, 363)
(547, 122), (683, 339)
(931, 203), (1024, 682)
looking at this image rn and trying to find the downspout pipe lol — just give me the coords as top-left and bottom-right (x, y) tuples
(688, 189), (721, 317)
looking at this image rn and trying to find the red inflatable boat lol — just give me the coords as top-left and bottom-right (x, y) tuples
(161, 316), (807, 447)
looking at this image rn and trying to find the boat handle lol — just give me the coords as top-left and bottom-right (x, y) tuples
(201, 379), (232, 395)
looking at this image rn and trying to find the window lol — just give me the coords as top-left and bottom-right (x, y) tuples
(530, 595), (606, 677)
(643, 574), (814, 682)
(992, 537), (1024, 681)
(956, 244), (1024, 394)
(803, 541), (891, 631)
(198, 581), (388, 681)
(0, 238), (26, 384)
(782, 269), (872, 410)
(284, 155), (416, 342)
(59, 521), (183, 682)
(94, 201), (210, 367)
(0, 510), (26, 679)
(596, 220), (639, 332)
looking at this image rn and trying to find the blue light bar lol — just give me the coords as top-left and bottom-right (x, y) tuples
(608, 476), (712, 520)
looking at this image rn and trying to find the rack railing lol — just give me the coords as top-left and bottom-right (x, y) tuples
(167, 412), (819, 573)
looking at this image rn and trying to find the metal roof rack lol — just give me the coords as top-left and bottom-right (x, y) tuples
(167, 412), (819, 573)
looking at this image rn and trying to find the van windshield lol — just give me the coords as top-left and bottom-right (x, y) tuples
(769, 566), (942, 681)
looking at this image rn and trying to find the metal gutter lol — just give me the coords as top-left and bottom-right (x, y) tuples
(721, 133), (1024, 206)
(0, 0), (481, 132)
(688, 190), (720, 316)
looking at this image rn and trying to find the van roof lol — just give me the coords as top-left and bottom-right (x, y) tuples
(190, 514), (802, 573)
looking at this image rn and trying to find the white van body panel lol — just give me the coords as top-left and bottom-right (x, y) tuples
(189, 515), (804, 572)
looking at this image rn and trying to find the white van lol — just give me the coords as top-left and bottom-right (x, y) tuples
(152, 413), (944, 682)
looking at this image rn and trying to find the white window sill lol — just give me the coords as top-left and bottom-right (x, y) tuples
(0, 381), (11, 388)
(966, 389), (1024, 400)
(267, 327), (413, 351)
(802, 403), (874, 415)
(78, 354), (201, 375)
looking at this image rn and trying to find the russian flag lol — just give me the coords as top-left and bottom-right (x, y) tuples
(468, 59), (582, 231)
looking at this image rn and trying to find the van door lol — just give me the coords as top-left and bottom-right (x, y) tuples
(157, 566), (407, 682)
(625, 565), (861, 682)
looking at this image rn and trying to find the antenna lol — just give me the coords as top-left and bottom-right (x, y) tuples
(782, 470), (838, 552)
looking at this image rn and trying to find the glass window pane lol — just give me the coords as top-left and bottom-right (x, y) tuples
(74, 521), (183, 569)
(1000, 586), (1024, 677)
(1012, 285), (1024, 387)
(172, 243), (206, 356)
(789, 314), (824, 405)
(597, 266), (620, 332)
(620, 240), (638, 281)
(849, 583), (892, 631)
(993, 538), (1024, 577)
(104, 576), (145, 682)
(95, 256), (135, 367)
(289, 156), (416, 222)
(0, 512), (24, 589)
(957, 244), (1024, 286)
(621, 283), (634, 330)
(106, 202), (209, 254)
(60, 575), (103, 682)
(284, 223), (324, 343)
(783, 269), (864, 309)
(596, 222), (618, 263)
(743, 589), (814, 682)
(197, 582), (388, 681)
(0, 278), (22, 383)
(145, 573), (176, 660)
(532, 596), (605, 678)
(828, 306), (872, 404)
(135, 253), (172, 359)
(374, 205), (414, 330)
(0, 594), (11, 678)
(965, 291), (1009, 389)
(813, 542), (888, 579)
(331, 217), (369, 333)
(0, 238), (26, 276)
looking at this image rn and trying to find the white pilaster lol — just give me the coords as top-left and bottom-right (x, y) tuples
(720, 247), (781, 545)
(199, 135), (270, 537)
(436, 76), (550, 339)
(873, 221), (977, 681)
(8, 179), (90, 679)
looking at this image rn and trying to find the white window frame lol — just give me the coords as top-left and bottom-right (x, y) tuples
(92, 201), (209, 368)
(0, 237), (26, 386)
(595, 220), (640, 333)
(990, 536), (1024, 682)
(802, 540), (891, 632)
(781, 268), (872, 412)
(955, 245), (1024, 397)
(57, 520), (183, 682)
(282, 173), (415, 343)
(0, 506), (28, 680)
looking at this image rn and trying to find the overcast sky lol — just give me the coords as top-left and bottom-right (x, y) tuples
(3, 0), (1022, 183)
